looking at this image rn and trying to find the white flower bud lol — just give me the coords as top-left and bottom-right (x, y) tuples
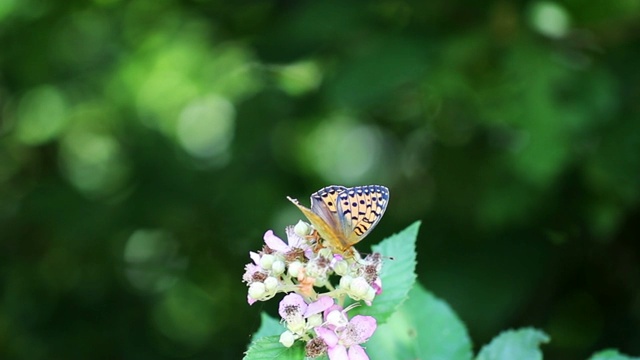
(307, 313), (323, 327)
(364, 286), (376, 302)
(294, 220), (311, 236)
(264, 276), (278, 291)
(271, 260), (285, 275)
(279, 330), (296, 348)
(339, 275), (353, 289)
(350, 277), (370, 298)
(333, 259), (348, 276)
(260, 254), (275, 269)
(288, 261), (303, 278)
(248, 282), (266, 300)
(306, 261), (320, 278)
(318, 248), (333, 258)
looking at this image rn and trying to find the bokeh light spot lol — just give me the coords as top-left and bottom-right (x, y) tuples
(59, 131), (130, 197)
(124, 229), (187, 293)
(14, 85), (68, 145)
(275, 60), (323, 96)
(529, 1), (570, 38)
(117, 24), (260, 137)
(203, 44), (263, 101)
(136, 66), (200, 133)
(176, 95), (235, 159)
(301, 117), (385, 184)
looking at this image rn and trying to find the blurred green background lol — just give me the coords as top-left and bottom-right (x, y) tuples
(1, 0), (639, 359)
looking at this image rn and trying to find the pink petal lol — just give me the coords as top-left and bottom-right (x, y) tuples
(263, 230), (289, 252)
(278, 293), (307, 318)
(315, 326), (339, 347)
(372, 278), (382, 295)
(285, 226), (305, 248)
(305, 296), (334, 317)
(247, 295), (256, 305)
(243, 263), (258, 283)
(323, 304), (343, 320)
(348, 345), (369, 360)
(328, 344), (348, 360)
(304, 248), (314, 259)
(349, 316), (377, 342)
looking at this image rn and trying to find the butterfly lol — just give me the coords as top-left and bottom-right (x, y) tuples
(287, 185), (389, 257)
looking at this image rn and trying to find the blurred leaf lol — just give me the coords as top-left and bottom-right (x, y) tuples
(251, 313), (283, 343)
(589, 349), (640, 360)
(367, 283), (473, 360)
(476, 328), (550, 360)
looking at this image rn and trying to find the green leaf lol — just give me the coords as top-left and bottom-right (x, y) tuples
(353, 221), (419, 323)
(367, 283), (473, 360)
(251, 313), (284, 343)
(589, 349), (640, 360)
(243, 336), (305, 360)
(475, 328), (549, 360)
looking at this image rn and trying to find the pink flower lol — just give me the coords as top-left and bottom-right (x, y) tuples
(362, 253), (383, 295)
(243, 252), (268, 305)
(278, 294), (335, 335)
(242, 262), (262, 282)
(278, 294), (334, 320)
(279, 293), (308, 320)
(264, 227), (306, 253)
(305, 296), (334, 317)
(322, 304), (345, 330)
(315, 313), (377, 360)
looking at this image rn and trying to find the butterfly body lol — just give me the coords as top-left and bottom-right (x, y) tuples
(287, 185), (389, 256)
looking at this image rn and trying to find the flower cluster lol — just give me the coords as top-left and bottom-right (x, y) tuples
(243, 220), (383, 359)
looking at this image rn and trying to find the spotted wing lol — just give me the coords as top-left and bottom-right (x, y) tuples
(287, 185), (348, 250)
(288, 185), (389, 253)
(336, 185), (390, 247)
(309, 185), (347, 229)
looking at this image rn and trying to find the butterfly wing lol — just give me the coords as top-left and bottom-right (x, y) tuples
(309, 185), (347, 228)
(288, 185), (389, 254)
(336, 185), (390, 246)
(287, 185), (348, 250)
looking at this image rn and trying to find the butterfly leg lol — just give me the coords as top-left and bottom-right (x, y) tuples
(305, 230), (325, 252)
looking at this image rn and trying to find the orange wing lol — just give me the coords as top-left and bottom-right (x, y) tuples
(288, 185), (389, 254)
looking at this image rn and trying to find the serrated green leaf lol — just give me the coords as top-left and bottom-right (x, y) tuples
(589, 349), (640, 360)
(353, 221), (419, 323)
(367, 283), (473, 360)
(475, 328), (549, 360)
(243, 336), (305, 360)
(251, 313), (284, 344)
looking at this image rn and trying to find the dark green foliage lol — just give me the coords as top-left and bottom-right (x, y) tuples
(1, 0), (639, 359)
